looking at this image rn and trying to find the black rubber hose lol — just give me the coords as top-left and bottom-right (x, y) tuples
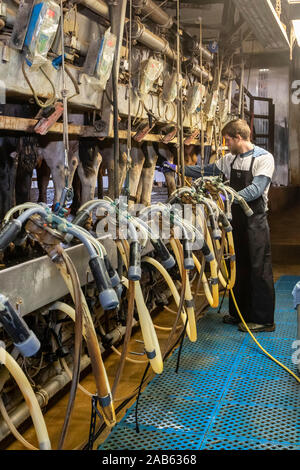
(150, 238), (175, 270)
(89, 256), (119, 310)
(0, 295), (40, 357)
(128, 240), (141, 281)
(0, 220), (22, 250)
(71, 209), (90, 227)
(201, 240), (214, 262)
(104, 254), (121, 287)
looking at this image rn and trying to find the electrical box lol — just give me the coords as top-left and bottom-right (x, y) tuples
(185, 83), (206, 115)
(139, 57), (163, 95)
(24, 0), (60, 67)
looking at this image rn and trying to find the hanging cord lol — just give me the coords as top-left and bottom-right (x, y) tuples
(60, 0), (70, 190)
(22, 62), (56, 108)
(175, 316), (188, 374)
(111, 275), (135, 397)
(87, 395), (105, 450)
(126, 0), (133, 176)
(175, 0), (184, 186)
(134, 362), (150, 433)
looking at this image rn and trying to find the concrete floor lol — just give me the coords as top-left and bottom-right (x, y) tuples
(5, 201), (300, 450)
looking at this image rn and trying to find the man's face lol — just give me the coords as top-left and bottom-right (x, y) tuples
(224, 134), (243, 155)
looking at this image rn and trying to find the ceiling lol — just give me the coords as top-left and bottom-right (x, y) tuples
(162, 0), (292, 55)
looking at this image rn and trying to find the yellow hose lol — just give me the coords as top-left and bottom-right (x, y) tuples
(223, 262), (300, 384)
(215, 231), (236, 290)
(0, 347), (51, 450)
(54, 262), (116, 427)
(169, 238), (197, 342)
(142, 256), (192, 340)
(195, 213), (220, 307)
(116, 241), (164, 374)
(3, 203), (41, 224)
(0, 396), (38, 450)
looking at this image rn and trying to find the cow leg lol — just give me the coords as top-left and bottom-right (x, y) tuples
(40, 140), (79, 206)
(77, 145), (102, 205)
(127, 143), (145, 209)
(70, 169), (82, 214)
(137, 142), (158, 206)
(15, 167), (32, 205)
(36, 159), (51, 203)
(97, 165), (104, 199)
(0, 138), (18, 220)
(100, 142), (128, 200)
(153, 143), (177, 196)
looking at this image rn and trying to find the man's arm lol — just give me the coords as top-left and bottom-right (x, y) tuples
(238, 175), (271, 202)
(161, 161), (222, 178)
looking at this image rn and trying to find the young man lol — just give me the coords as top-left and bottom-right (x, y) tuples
(161, 119), (276, 332)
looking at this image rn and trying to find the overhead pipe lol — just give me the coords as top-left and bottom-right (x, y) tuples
(182, 59), (213, 82)
(130, 18), (176, 60)
(129, 19), (212, 81)
(79, 0), (109, 18)
(132, 0), (173, 28)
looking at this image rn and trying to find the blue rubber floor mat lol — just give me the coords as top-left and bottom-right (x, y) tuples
(98, 275), (300, 450)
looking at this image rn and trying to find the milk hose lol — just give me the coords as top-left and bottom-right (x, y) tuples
(142, 257), (192, 340)
(24, 222), (116, 430)
(117, 239), (163, 374)
(200, 196), (236, 289)
(195, 186), (236, 289)
(0, 394), (38, 450)
(44, 213), (119, 311)
(170, 237), (197, 342)
(55, 248), (115, 427)
(2, 203), (42, 225)
(73, 198), (143, 282)
(0, 344), (51, 450)
(165, 192), (220, 307)
(139, 203), (197, 270)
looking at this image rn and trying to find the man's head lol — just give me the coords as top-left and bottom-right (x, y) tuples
(222, 119), (251, 155)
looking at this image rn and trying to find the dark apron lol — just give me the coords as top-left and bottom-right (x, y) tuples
(228, 154), (275, 324)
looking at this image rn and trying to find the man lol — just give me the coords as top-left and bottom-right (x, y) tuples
(161, 119), (276, 332)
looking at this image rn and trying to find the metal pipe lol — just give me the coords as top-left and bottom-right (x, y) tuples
(132, 0), (173, 28)
(129, 19), (212, 83)
(183, 60), (213, 82)
(79, 0), (109, 18)
(130, 18), (176, 60)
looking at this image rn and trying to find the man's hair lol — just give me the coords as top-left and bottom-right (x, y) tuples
(222, 119), (251, 141)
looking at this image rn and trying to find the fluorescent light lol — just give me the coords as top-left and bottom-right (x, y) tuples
(293, 19), (300, 46)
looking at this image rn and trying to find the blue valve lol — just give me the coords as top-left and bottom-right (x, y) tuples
(51, 54), (66, 70)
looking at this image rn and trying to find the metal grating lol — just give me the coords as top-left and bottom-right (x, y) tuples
(98, 276), (300, 451)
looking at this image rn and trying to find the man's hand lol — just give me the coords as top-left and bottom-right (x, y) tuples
(161, 161), (177, 173)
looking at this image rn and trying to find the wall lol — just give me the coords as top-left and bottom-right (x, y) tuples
(244, 65), (289, 186)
